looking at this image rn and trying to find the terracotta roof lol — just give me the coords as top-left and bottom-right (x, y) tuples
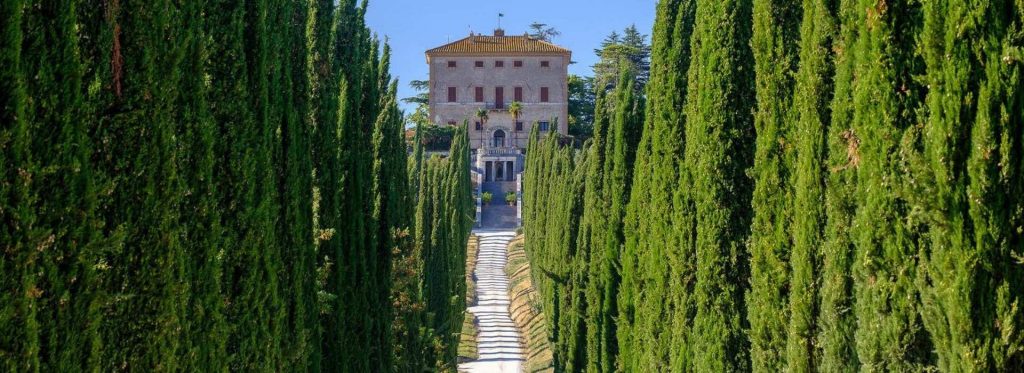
(426, 35), (570, 56)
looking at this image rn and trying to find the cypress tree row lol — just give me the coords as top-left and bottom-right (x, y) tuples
(521, 71), (644, 373)
(521, 1), (1022, 372)
(2, 0), (475, 371)
(403, 125), (473, 370)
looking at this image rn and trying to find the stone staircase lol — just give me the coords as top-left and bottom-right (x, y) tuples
(458, 230), (523, 373)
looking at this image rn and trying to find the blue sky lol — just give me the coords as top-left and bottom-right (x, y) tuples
(364, 0), (657, 112)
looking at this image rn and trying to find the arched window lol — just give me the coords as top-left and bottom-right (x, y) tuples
(493, 129), (506, 148)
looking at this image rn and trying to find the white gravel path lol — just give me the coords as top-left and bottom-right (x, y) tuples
(458, 230), (523, 373)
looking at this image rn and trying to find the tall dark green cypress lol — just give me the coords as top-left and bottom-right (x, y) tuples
(0, 0), (33, 367)
(277, 0), (318, 367)
(580, 87), (609, 372)
(592, 69), (643, 373)
(787, 0), (836, 370)
(915, 0), (1024, 370)
(91, 0), (187, 368)
(848, 0), (929, 369)
(747, 0), (800, 370)
(684, 0), (755, 370)
(817, 0), (860, 370)
(176, 0), (227, 369)
(619, 1), (696, 371)
(10, 0), (107, 370)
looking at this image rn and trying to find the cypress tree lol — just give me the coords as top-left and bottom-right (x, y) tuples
(847, 0), (930, 369)
(9, 1), (108, 369)
(176, 0), (227, 369)
(277, 0), (318, 367)
(683, 0), (756, 370)
(787, 0), (836, 370)
(205, 0), (284, 368)
(0, 0), (33, 367)
(915, 0), (1024, 370)
(619, 1), (696, 370)
(817, 0), (860, 369)
(592, 69), (644, 373)
(747, 0), (800, 370)
(91, 0), (187, 368)
(579, 86), (609, 372)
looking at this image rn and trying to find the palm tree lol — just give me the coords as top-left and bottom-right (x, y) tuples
(508, 101), (522, 148)
(476, 108), (488, 148)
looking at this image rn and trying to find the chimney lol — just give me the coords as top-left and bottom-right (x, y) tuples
(493, 28), (505, 37)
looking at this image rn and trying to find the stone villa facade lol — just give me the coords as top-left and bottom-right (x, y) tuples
(426, 29), (570, 183)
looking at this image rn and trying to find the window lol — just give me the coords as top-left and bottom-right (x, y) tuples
(540, 60), (550, 67)
(475, 87), (484, 102)
(475, 61), (484, 68)
(447, 60), (457, 68)
(515, 121), (524, 131)
(540, 87), (549, 102)
(514, 87), (523, 102)
(513, 60), (523, 67)
(495, 87), (504, 109)
(475, 121), (483, 131)
(447, 87), (457, 102)
(447, 120), (457, 126)
(495, 61), (504, 67)
(539, 121), (550, 132)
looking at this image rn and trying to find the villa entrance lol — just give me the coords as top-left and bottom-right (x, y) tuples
(484, 160), (515, 182)
(493, 130), (506, 148)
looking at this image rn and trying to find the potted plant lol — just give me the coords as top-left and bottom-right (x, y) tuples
(481, 192), (493, 205)
(505, 191), (516, 206)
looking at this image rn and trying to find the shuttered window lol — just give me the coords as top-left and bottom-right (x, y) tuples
(447, 87), (456, 102)
(540, 87), (549, 102)
(475, 87), (484, 102)
(514, 87), (523, 102)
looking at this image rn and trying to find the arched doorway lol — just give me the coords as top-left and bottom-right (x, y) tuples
(493, 129), (506, 148)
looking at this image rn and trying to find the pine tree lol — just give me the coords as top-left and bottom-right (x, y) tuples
(684, 0), (756, 370)
(747, 0), (800, 370)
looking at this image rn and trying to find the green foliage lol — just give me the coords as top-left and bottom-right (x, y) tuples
(592, 25), (652, 93)
(1, 0), (459, 371)
(568, 74), (597, 142)
(747, 0), (800, 370)
(523, 1), (1023, 372)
